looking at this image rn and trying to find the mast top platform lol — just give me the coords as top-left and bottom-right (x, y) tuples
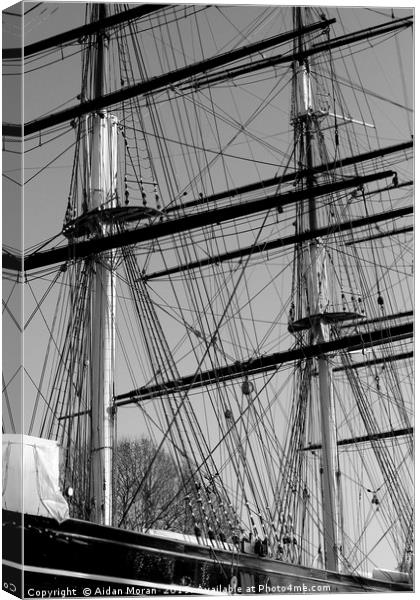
(289, 312), (365, 333)
(63, 206), (163, 239)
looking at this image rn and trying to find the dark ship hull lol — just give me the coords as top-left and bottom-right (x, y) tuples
(3, 510), (411, 596)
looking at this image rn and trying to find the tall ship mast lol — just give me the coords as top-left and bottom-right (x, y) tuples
(3, 3), (413, 596)
(290, 7), (341, 572)
(87, 2), (117, 527)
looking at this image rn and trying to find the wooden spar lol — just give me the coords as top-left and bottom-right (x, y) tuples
(333, 351), (413, 372)
(339, 310), (413, 329)
(2, 4), (170, 59)
(184, 16), (413, 89)
(114, 322), (413, 405)
(166, 143), (413, 212)
(4, 17), (411, 137)
(346, 226), (413, 245)
(3, 19), (334, 137)
(3, 170), (395, 272)
(58, 340), (414, 422)
(300, 427), (413, 451)
(145, 205), (413, 280)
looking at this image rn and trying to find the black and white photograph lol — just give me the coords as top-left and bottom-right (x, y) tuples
(2, 2), (414, 597)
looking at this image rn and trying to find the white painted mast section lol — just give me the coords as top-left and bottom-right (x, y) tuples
(296, 55), (341, 572)
(87, 7), (118, 526)
(299, 63), (313, 113)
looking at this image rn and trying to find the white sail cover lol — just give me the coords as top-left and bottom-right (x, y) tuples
(2, 434), (69, 523)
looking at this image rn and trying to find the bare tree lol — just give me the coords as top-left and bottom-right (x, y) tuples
(114, 437), (193, 533)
